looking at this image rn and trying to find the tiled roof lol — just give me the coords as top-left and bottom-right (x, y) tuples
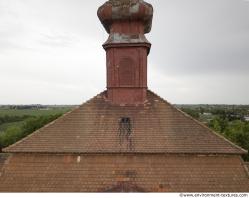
(3, 90), (247, 154)
(0, 154), (8, 174)
(0, 154), (248, 192)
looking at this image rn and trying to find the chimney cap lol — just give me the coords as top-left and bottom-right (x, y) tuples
(97, 0), (153, 34)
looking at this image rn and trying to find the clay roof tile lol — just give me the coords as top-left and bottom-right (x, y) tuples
(3, 90), (247, 155)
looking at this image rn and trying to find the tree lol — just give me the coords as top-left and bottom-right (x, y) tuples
(0, 114), (62, 150)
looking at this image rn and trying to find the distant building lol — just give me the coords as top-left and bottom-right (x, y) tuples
(202, 112), (212, 116)
(244, 116), (249, 122)
(40, 108), (51, 111)
(0, 0), (248, 192)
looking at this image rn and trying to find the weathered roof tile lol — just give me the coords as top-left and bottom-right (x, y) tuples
(0, 154), (248, 192)
(3, 90), (247, 154)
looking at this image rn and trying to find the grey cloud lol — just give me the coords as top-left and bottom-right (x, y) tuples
(147, 0), (249, 76)
(39, 33), (78, 47)
(0, 0), (248, 104)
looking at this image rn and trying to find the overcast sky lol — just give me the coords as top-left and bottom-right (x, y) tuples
(0, 0), (249, 105)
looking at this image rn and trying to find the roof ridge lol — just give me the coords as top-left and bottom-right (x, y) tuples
(3, 151), (247, 155)
(3, 92), (106, 153)
(147, 90), (248, 155)
(83, 90), (107, 104)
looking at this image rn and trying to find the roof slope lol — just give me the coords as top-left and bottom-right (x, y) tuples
(0, 154), (9, 173)
(0, 154), (248, 192)
(3, 90), (247, 154)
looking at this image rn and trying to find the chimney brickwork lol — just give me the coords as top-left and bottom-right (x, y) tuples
(98, 0), (153, 104)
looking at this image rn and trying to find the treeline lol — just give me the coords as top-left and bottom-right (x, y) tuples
(1, 105), (76, 110)
(208, 117), (249, 161)
(181, 108), (200, 119)
(179, 105), (249, 121)
(0, 115), (32, 125)
(208, 109), (245, 121)
(1, 105), (45, 110)
(0, 114), (62, 150)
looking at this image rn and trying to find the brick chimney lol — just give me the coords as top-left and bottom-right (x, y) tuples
(98, 0), (153, 104)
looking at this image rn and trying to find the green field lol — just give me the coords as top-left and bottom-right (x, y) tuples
(0, 108), (72, 117)
(0, 107), (73, 133)
(0, 106), (74, 149)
